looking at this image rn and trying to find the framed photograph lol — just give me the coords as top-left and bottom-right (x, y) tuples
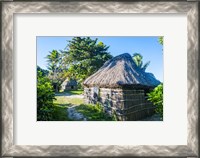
(37, 36), (163, 122)
(1, 1), (199, 157)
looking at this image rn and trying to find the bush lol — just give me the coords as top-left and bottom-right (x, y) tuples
(37, 70), (55, 121)
(147, 84), (163, 117)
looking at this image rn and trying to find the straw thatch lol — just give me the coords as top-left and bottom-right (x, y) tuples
(61, 78), (77, 91)
(83, 53), (160, 88)
(83, 53), (161, 121)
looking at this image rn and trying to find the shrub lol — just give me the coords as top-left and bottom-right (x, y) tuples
(37, 70), (55, 121)
(147, 84), (163, 117)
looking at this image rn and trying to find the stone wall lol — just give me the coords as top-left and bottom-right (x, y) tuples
(84, 86), (155, 121)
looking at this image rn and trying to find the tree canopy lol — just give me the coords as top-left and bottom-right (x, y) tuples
(132, 53), (150, 71)
(46, 50), (67, 92)
(158, 37), (163, 45)
(37, 66), (49, 76)
(45, 37), (112, 91)
(64, 37), (112, 82)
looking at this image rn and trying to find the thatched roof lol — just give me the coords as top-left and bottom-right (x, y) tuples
(83, 53), (161, 88)
(61, 78), (77, 87)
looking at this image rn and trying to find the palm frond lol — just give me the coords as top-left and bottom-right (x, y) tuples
(142, 61), (150, 71)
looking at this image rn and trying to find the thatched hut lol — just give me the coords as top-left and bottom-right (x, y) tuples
(83, 53), (161, 121)
(61, 78), (78, 91)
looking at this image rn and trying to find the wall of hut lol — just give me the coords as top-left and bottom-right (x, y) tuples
(61, 79), (78, 91)
(64, 85), (78, 90)
(84, 87), (155, 121)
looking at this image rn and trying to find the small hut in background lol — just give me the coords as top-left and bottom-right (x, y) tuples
(83, 53), (160, 121)
(61, 78), (78, 91)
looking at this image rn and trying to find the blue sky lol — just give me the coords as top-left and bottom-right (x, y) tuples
(37, 36), (163, 82)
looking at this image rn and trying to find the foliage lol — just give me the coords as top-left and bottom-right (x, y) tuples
(46, 50), (67, 92)
(158, 37), (163, 45)
(51, 104), (71, 121)
(37, 70), (55, 121)
(46, 50), (61, 72)
(132, 53), (150, 71)
(75, 103), (116, 121)
(77, 82), (83, 89)
(147, 84), (163, 117)
(64, 37), (113, 82)
(45, 38), (112, 92)
(37, 66), (49, 76)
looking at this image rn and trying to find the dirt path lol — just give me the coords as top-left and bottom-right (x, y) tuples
(67, 105), (87, 121)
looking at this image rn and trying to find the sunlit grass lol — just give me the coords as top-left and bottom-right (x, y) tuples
(54, 96), (84, 106)
(52, 92), (84, 121)
(58, 89), (84, 95)
(66, 89), (84, 95)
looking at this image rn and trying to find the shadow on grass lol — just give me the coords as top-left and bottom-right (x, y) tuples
(55, 92), (71, 97)
(53, 103), (72, 107)
(52, 104), (72, 121)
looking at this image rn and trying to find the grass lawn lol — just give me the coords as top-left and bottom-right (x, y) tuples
(52, 92), (115, 121)
(75, 104), (116, 121)
(54, 96), (84, 106)
(52, 93), (84, 121)
(60, 89), (84, 95)
(52, 104), (71, 121)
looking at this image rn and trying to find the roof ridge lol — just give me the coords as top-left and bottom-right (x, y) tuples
(83, 53), (160, 88)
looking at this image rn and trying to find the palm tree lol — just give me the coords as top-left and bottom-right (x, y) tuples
(46, 50), (62, 92)
(132, 53), (150, 72)
(158, 37), (163, 45)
